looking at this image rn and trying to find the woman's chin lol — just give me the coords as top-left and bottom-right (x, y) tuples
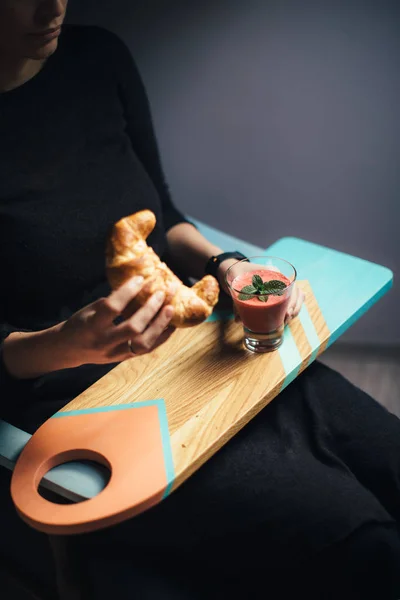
(26, 38), (59, 60)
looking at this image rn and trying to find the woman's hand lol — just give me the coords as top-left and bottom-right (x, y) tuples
(217, 259), (305, 324)
(2, 277), (176, 380)
(284, 283), (305, 325)
(60, 276), (176, 366)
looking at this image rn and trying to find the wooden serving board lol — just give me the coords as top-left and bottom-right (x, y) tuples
(10, 234), (393, 535)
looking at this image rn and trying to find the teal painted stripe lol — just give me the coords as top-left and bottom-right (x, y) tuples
(52, 400), (161, 418)
(278, 325), (302, 390)
(298, 304), (320, 351)
(206, 308), (234, 322)
(158, 400), (176, 499)
(307, 347), (320, 366)
(297, 304), (324, 367)
(52, 399), (176, 497)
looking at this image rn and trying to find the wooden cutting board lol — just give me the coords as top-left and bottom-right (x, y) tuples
(10, 235), (393, 535)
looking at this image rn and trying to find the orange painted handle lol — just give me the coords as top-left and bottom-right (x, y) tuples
(11, 405), (170, 534)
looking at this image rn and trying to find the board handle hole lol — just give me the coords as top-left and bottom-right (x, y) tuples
(37, 450), (111, 505)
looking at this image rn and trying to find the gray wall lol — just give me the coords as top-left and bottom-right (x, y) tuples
(67, 0), (400, 345)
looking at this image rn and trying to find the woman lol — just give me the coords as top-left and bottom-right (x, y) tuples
(1, 2), (399, 599)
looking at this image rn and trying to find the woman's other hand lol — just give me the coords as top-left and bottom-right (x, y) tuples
(284, 283), (305, 325)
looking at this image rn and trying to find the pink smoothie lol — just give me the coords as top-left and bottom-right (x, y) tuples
(232, 269), (292, 333)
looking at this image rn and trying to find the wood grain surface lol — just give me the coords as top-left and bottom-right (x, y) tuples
(11, 281), (333, 535)
(60, 281), (322, 485)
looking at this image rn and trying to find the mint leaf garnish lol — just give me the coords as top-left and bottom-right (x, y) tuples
(262, 280), (287, 295)
(238, 284), (257, 301)
(252, 274), (264, 290)
(238, 277), (287, 301)
(241, 285), (257, 294)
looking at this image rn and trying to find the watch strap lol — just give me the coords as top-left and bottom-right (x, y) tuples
(205, 251), (248, 279)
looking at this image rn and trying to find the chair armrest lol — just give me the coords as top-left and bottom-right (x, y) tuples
(0, 419), (31, 471)
(190, 217), (264, 257)
(0, 419), (108, 503)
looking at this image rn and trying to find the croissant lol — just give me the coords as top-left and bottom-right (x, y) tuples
(105, 210), (220, 327)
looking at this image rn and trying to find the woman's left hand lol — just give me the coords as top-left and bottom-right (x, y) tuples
(217, 259), (305, 325)
(284, 282), (305, 325)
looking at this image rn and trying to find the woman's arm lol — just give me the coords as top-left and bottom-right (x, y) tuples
(1, 279), (175, 380)
(166, 222), (238, 288)
(1, 324), (74, 381)
(0, 303), (60, 382)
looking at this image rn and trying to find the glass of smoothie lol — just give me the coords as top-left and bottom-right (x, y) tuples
(224, 256), (297, 353)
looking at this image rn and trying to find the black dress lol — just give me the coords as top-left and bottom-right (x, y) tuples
(0, 25), (399, 600)
(0, 24), (192, 432)
(80, 362), (400, 599)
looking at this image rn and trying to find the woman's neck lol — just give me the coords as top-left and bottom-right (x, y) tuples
(0, 55), (46, 93)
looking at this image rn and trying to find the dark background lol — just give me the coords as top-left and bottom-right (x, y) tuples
(66, 0), (400, 346)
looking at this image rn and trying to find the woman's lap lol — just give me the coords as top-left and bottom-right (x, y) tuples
(80, 362), (399, 566)
(81, 523), (400, 599)
(302, 361), (400, 521)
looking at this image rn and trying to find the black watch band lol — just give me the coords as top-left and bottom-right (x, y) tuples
(205, 251), (248, 279)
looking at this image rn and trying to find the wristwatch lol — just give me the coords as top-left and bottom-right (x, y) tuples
(205, 251), (248, 279)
